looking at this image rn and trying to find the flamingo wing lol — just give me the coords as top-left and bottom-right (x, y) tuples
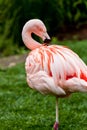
(25, 45), (87, 96)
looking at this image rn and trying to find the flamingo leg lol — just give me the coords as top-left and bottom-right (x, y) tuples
(53, 97), (59, 130)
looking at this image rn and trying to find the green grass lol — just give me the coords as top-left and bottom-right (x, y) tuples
(0, 40), (87, 130)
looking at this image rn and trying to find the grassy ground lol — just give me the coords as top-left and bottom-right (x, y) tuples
(0, 40), (87, 130)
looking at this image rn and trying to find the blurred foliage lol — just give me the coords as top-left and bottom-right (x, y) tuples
(0, 0), (87, 56)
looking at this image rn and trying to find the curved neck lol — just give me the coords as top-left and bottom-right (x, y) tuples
(22, 31), (41, 50)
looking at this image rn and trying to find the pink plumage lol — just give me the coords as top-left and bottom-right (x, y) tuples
(22, 19), (87, 130)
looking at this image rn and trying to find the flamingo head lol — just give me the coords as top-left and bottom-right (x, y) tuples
(24, 19), (51, 44)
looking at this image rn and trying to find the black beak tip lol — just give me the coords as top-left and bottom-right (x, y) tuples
(43, 38), (51, 43)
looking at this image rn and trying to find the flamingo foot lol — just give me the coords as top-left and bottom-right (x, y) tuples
(53, 122), (59, 130)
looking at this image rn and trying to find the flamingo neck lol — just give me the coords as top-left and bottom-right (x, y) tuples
(23, 32), (41, 50)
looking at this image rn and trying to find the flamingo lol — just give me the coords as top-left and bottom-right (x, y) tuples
(22, 19), (87, 130)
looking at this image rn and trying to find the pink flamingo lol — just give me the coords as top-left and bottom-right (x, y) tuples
(22, 19), (87, 130)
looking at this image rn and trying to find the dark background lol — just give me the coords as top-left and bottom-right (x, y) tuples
(0, 0), (87, 56)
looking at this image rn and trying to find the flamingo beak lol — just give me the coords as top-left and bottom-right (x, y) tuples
(43, 32), (51, 44)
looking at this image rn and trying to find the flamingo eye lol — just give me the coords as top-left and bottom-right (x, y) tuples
(39, 28), (43, 32)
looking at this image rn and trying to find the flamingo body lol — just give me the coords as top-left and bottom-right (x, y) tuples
(26, 45), (87, 96)
(22, 19), (87, 130)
